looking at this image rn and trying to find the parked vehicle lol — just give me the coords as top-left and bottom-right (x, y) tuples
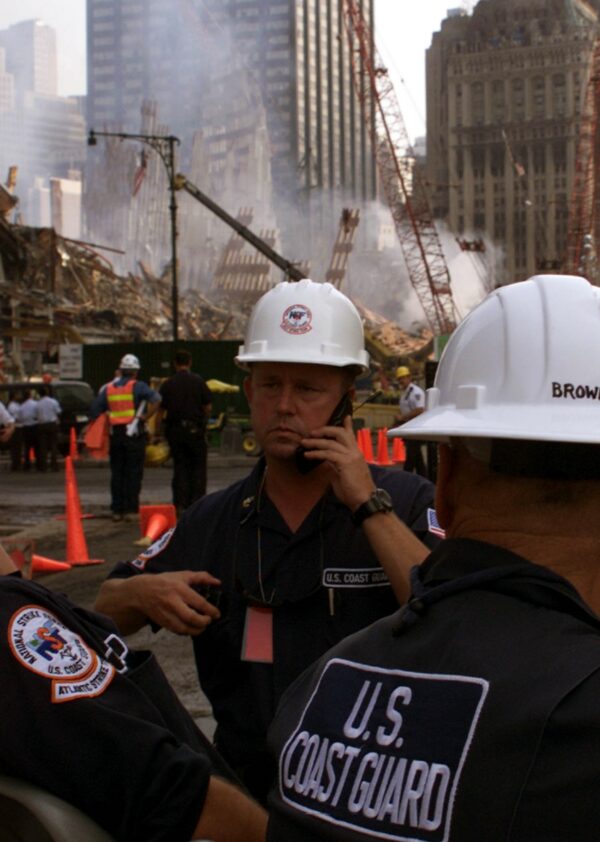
(0, 380), (95, 456)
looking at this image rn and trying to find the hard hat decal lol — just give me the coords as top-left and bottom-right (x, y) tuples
(281, 304), (312, 335)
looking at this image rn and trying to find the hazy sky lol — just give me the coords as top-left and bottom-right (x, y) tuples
(0, 0), (468, 142)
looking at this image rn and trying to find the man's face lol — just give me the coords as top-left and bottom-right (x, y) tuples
(399, 375), (411, 389)
(244, 362), (349, 461)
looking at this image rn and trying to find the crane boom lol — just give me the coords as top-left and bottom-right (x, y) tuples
(174, 174), (305, 282)
(342, 1), (458, 334)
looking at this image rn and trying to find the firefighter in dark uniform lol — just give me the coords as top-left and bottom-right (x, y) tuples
(94, 279), (442, 804)
(156, 349), (213, 514)
(266, 274), (600, 841)
(90, 354), (160, 521)
(0, 544), (265, 842)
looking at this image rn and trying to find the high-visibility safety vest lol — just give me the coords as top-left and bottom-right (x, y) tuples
(106, 380), (136, 426)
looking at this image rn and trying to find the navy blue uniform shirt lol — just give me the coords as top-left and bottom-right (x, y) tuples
(1, 575), (212, 842)
(267, 538), (600, 842)
(108, 459), (440, 787)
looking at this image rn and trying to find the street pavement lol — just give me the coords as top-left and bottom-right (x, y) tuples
(0, 450), (257, 739)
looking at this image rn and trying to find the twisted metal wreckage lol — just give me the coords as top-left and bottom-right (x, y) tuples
(0, 215), (432, 379)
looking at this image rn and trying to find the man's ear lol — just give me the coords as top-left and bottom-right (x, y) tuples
(435, 443), (456, 530)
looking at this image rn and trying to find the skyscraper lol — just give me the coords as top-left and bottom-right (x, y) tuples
(86, 0), (376, 259)
(0, 19), (84, 226)
(0, 19), (57, 102)
(425, 0), (599, 283)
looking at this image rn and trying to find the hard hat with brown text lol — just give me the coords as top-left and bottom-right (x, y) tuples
(390, 275), (600, 444)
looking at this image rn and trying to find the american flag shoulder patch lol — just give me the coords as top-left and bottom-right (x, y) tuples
(427, 508), (446, 538)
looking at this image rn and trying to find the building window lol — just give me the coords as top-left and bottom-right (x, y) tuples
(532, 76), (545, 118)
(552, 72), (567, 117)
(512, 77), (525, 120)
(490, 144), (504, 176)
(491, 78), (504, 123)
(471, 81), (484, 125)
(553, 140), (566, 172)
(472, 147), (485, 178)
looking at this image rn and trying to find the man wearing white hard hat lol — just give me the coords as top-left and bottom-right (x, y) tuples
(90, 353), (160, 521)
(95, 280), (441, 803)
(394, 364), (427, 475)
(266, 274), (600, 841)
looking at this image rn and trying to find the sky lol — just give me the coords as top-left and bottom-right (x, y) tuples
(0, 0), (471, 144)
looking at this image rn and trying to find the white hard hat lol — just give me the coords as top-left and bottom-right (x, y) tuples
(391, 274), (600, 444)
(235, 279), (369, 372)
(119, 354), (141, 370)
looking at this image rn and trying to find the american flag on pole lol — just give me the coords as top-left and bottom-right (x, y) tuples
(132, 149), (148, 197)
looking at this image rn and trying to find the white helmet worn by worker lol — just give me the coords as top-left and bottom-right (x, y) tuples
(119, 354), (141, 370)
(235, 279), (369, 372)
(390, 274), (600, 444)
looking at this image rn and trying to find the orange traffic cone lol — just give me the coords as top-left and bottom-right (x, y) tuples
(64, 457), (103, 566)
(135, 504), (177, 547)
(31, 554), (72, 574)
(69, 426), (79, 461)
(361, 428), (375, 463)
(56, 457), (93, 521)
(392, 436), (406, 464)
(376, 428), (393, 466)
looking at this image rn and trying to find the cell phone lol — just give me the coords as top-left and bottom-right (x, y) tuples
(192, 583), (224, 611)
(294, 392), (353, 474)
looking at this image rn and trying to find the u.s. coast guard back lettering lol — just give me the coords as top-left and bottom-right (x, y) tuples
(279, 659), (488, 842)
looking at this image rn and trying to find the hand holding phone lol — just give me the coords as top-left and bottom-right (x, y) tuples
(294, 392), (353, 474)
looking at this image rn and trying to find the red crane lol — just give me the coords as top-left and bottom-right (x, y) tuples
(342, 1), (458, 335)
(564, 36), (600, 282)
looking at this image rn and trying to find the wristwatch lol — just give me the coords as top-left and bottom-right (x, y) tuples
(351, 488), (394, 527)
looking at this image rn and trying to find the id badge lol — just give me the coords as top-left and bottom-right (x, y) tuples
(241, 605), (273, 663)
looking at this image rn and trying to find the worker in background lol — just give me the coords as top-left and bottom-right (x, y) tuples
(36, 385), (62, 472)
(5, 392), (20, 469)
(90, 354), (160, 522)
(394, 364), (427, 476)
(0, 544), (266, 842)
(20, 389), (39, 472)
(94, 279), (442, 804)
(0, 399), (15, 445)
(266, 274), (600, 842)
(155, 349), (213, 515)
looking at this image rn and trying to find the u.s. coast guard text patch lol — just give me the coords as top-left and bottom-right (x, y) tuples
(323, 568), (390, 589)
(9, 605), (115, 703)
(279, 658), (488, 841)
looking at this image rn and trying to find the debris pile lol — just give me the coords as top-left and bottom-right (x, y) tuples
(0, 219), (250, 343)
(0, 218), (433, 365)
(354, 299), (433, 363)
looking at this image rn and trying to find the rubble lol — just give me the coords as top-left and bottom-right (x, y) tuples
(354, 299), (433, 363)
(0, 216), (432, 371)
(0, 218), (249, 345)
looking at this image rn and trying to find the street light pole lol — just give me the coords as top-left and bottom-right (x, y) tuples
(88, 128), (181, 342)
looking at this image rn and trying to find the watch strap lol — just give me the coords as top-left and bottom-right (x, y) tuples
(351, 488), (393, 527)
